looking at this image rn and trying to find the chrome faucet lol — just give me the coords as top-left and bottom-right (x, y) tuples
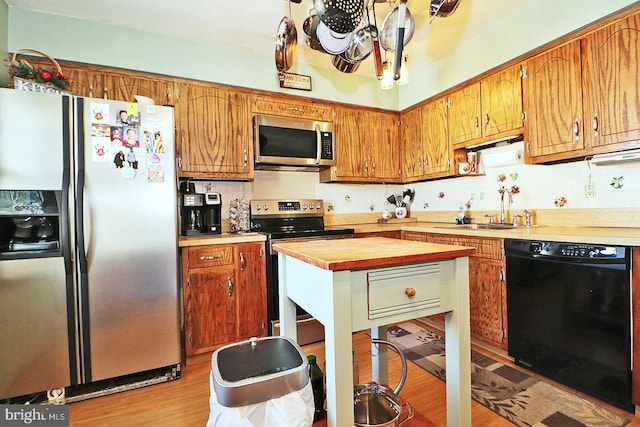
(500, 190), (513, 224)
(524, 209), (532, 227)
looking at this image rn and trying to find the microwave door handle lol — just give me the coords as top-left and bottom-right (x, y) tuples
(315, 124), (321, 165)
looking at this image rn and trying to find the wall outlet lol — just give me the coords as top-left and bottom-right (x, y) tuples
(585, 183), (596, 198)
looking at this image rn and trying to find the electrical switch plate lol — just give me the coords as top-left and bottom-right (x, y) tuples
(585, 183), (596, 198)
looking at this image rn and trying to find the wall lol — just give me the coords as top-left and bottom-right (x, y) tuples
(399, 0), (640, 109)
(192, 142), (640, 227)
(4, 0), (639, 110)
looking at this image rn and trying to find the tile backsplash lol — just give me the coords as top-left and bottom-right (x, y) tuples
(192, 148), (640, 221)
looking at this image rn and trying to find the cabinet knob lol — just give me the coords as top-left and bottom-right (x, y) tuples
(404, 287), (416, 298)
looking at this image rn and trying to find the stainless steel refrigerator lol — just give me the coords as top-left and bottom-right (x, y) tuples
(0, 88), (181, 401)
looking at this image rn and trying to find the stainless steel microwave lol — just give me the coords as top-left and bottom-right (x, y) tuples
(253, 114), (335, 170)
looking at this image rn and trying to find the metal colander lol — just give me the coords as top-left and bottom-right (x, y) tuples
(314, 0), (364, 34)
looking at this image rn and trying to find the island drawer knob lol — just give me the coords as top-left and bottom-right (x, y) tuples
(404, 288), (416, 298)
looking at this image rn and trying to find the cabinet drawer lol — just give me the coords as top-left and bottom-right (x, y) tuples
(188, 246), (234, 268)
(427, 235), (502, 260)
(253, 96), (333, 122)
(367, 264), (441, 320)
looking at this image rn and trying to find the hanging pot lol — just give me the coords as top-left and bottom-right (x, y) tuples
(275, 16), (298, 73)
(378, 4), (414, 52)
(303, 9), (326, 53)
(317, 20), (354, 55)
(332, 52), (361, 73)
(344, 25), (374, 62)
(429, 0), (462, 18)
(353, 339), (414, 427)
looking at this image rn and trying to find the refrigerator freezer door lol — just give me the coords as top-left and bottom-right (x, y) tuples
(0, 89), (67, 190)
(0, 257), (71, 399)
(78, 99), (180, 382)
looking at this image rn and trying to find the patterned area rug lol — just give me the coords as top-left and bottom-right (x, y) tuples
(388, 323), (630, 427)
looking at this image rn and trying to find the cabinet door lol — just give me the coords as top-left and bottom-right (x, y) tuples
(101, 73), (172, 105)
(582, 14), (640, 150)
(252, 95), (334, 122)
(369, 110), (401, 181)
(176, 83), (252, 179)
(185, 267), (236, 354)
(469, 258), (504, 348)
(448, 83), (482, 146)
(524, 41), (584, 161)
(422, 98), (452, 178)
(236, 242), (267, 339)
(333, 107), (367, 179)
(481, 65), (523, 137)
(401, 107), (424, 180)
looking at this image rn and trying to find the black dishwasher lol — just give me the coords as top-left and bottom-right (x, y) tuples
(505, 239), (632, 412)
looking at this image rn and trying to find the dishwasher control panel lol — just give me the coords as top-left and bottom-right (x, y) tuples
(508, 239), (627, 260)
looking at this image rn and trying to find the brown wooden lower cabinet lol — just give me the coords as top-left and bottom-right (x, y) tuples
(182, 242), (267, 356)
(402, 231), (507, 350)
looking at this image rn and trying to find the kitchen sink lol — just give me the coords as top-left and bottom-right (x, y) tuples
(435, 223), (528, 230)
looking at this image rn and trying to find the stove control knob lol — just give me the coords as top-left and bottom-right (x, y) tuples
(254, 204), (261, 211)
(302, 203), (308, 210)
(309, 204), (314, 210)
(263, 203), (269, 211)
(316, 202), (322, 210)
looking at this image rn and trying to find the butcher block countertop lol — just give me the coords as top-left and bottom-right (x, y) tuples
(272, 237), (476, 271)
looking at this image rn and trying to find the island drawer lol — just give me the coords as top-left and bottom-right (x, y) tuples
(367, 263), (441, 320)
(187, 245), (234, 269)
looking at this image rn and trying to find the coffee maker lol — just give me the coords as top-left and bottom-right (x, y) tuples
(180, 182), (222, 236)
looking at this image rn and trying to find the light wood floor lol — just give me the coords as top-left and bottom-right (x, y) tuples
(68, 321), (639, 426)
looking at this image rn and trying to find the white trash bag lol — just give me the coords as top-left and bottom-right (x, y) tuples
(206, 371), (314, 427)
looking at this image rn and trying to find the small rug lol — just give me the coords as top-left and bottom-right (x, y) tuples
(388, 323), (630, 427)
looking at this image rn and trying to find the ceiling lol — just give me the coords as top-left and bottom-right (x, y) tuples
(4, 0), (533, 73)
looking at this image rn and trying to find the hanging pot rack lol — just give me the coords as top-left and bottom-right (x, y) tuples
(280, 0), (462, 79)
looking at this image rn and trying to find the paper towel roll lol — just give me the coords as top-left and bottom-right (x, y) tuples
(481, 149), (524, 168)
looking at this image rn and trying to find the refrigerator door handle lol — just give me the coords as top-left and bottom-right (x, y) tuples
(74, 97), (92, 382)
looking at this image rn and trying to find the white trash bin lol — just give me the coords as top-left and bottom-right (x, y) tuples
(207, 336), (314, 427)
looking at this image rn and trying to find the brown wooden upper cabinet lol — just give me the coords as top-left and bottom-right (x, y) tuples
(174, 82), (253, 180)
(523, 41), (584, 163)
(320, 107), (401, 182)
(401, 97), (451, 182)
(251, 94), (334, 122)
(525, 14), (640, 163)
(582, 13), (640, 153)
(447, 65), (524, 149)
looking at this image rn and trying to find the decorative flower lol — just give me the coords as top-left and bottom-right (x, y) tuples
(465, 201), (472, 209)
(438, 192), (445, 199)
(6, 57), (70, 90)
(611, 177), (624, 189)
(554, 196), (567, 207)
(497, 174), (507, 182)
(369, 204), (375, 211)
(326, 204), (334, 212)
(344, 195), (351, 203)
(510, 173), (519, 181)
(510, 185), (520, 194)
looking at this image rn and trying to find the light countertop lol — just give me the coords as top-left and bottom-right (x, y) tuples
(347, 222), (640, 246)
(178, 232), (265, 247)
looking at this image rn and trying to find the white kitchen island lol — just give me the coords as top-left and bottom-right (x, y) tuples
(273, 237), (475, 427)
